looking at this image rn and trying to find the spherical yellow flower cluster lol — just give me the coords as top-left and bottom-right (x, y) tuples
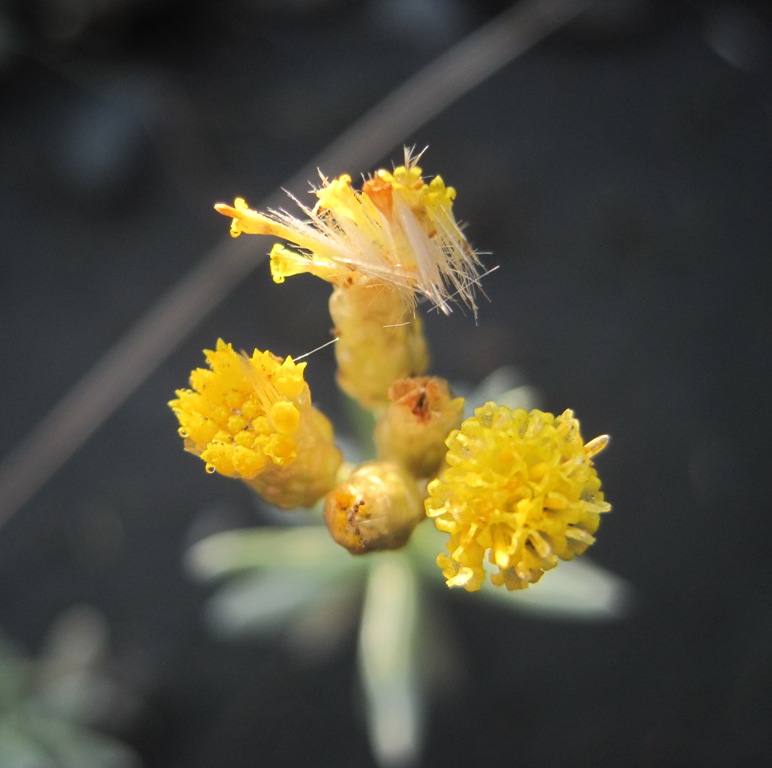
(425, 404), (611, 592)
(169, 340), (341, 509)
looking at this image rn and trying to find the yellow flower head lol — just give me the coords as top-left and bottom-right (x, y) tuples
(214, 149), (484, 316)
(425, 404), (610, 592)
(169, 340), (342, 508)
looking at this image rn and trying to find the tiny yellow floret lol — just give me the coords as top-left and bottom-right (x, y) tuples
(425, 404), (611, 591)
(169, 340), (342, 508)
(215, 148), (484, 316)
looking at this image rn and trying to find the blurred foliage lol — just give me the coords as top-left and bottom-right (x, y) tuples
(0, 607), (141, 768)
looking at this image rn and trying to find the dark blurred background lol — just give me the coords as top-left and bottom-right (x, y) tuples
(1, 0), (771, 765)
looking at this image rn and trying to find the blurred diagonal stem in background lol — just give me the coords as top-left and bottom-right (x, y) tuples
(0, 0), (592, 528)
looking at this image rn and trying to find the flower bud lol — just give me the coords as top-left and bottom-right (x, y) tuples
(329, 284), (428, 409)
(374, 377), (464, 478)
(323, 461), (425, 554)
